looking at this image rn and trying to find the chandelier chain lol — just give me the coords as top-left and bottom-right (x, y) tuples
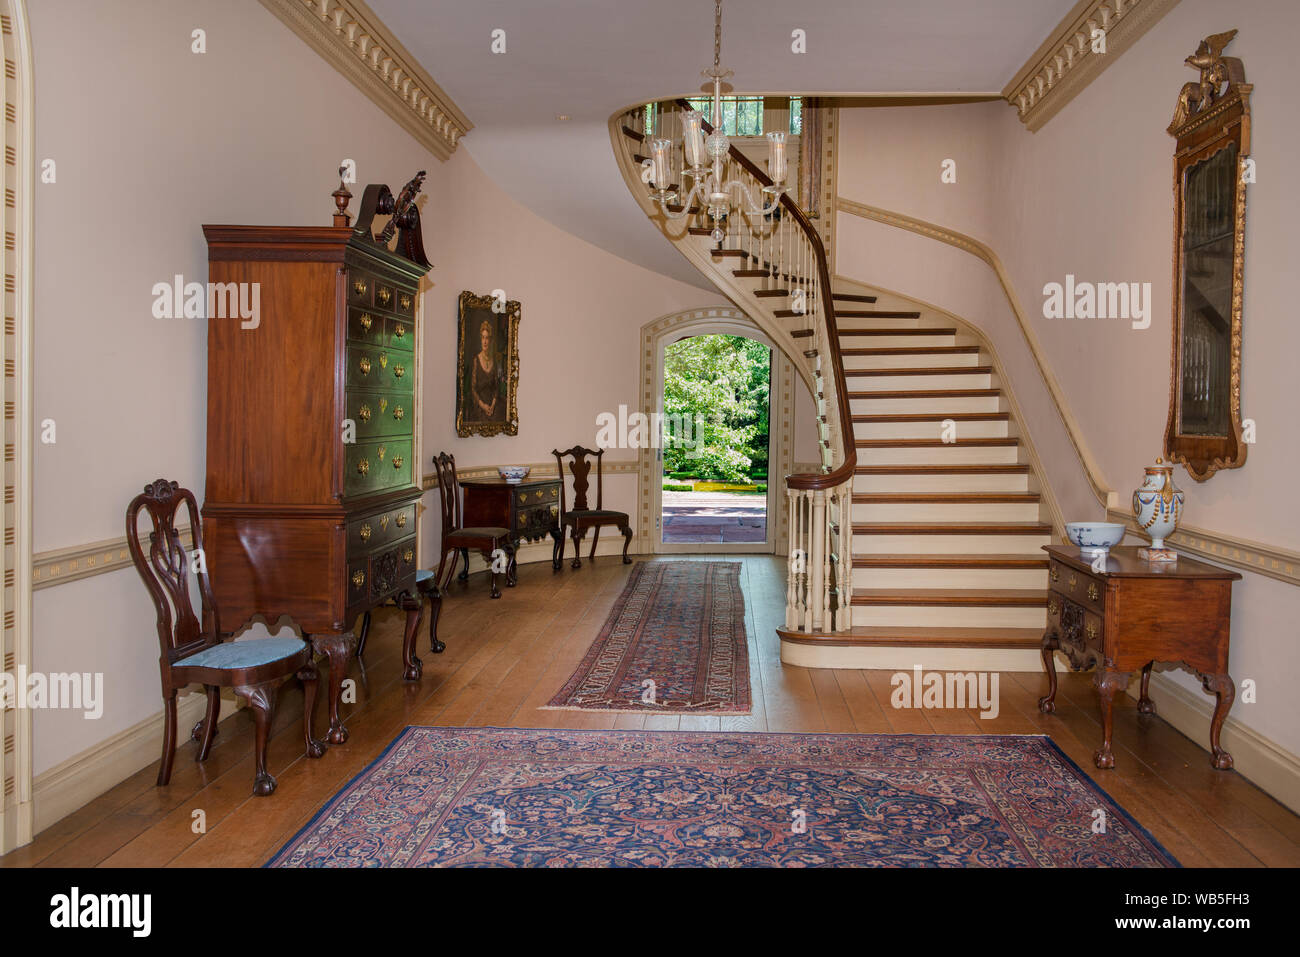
(713, 0), (722, 70)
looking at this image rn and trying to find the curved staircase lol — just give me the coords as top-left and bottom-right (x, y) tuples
(610, 101), (1052, 670)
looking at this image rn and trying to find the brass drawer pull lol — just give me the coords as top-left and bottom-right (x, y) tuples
(380, 515), (389, 531)
(394, 364), (406, 379)
(396, 513), (407, 528)
(359, 356), (371, 376)
(352, 279), (368, 297)
(402, 548), (414, 563)
(392, 456), (404, 469)
(379, 352), (389, 369)
(358, 404), (371, 422)
(360, 524), (372, 542)
(1048, 598), (1059, 616)
(377, 287), (392, 306)
(393, 323), (406, 340)
(1087, 582), (1099, 602)
(359, 313), (373, 332)
(352, 570), (365, 587)
(378, 446), (386, 461)
(393, 405), (405, 421)
(399, 294), (411, 310)
(1068, 574), (1077, 591)
(1086, 621), (1098, 642)
(1050, 566), (1059, 583)
(379, 397), (388, 413)
(356, 458), (370, 475)
(518, 493), (527, 505)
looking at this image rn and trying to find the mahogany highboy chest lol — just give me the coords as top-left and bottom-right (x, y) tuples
(201, 176), (430, 744)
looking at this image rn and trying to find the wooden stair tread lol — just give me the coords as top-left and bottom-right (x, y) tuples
(852, 588), (1048, 606)
(839, 328), (954, 337)
(852, 412), (1010, 422)
(847, 366), (993, 376)
(853, 521), (1051, 534)
(853, 554), (1049, 568)
(855, 464), (1029, 474)
(687, 226), (713, 236)
(753, 289), (789, 297)
(851, 492), (1039, 503)
(665, 204), (702, 214)
(621, 125), (645, 142)
(840, 346), (981, 356)
(797, 626), (1044, 649)
(854, 437), (1018, 447)
(835, 310), (922, 318)
(732, 269), (769, 277)
(849, 389), (1000, 399)
(710, 249), (747, 258)
(791, 329), (815, 338)
(831, 292), (878, 303)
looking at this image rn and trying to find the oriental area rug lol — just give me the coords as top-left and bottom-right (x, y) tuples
(544, 560), (751, 714)
(267, 727), (1178, 868)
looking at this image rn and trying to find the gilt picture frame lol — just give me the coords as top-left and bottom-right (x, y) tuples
(456, 290), (521, 437)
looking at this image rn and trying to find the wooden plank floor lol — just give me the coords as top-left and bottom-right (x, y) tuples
(4, 555), (1297, 868)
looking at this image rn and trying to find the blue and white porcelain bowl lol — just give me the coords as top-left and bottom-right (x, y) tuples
(1065, 521), (1126, 555)
(498, 466), (530, 484)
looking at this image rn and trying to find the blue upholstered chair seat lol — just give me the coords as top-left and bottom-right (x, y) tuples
(179, 637), (307, 670)
(416, 568), (433, 583)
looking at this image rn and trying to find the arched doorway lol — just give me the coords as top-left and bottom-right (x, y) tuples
(636, 307), (797, 555)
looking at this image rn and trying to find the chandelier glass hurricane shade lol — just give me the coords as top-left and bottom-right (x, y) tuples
(647, 0), (787, 240)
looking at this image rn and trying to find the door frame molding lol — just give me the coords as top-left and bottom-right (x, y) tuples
(636, 306), (794, 555)
(1, 0), (35, 854)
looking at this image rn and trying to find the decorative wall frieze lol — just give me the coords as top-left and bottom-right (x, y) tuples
(33, 531), (187, 591)
(258, 0), (472, 160)
(1003, 0), (1182, 132)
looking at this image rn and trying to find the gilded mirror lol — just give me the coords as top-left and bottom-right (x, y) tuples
(1164, 30), (1251, 481)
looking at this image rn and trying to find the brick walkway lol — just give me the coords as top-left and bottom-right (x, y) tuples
(662, 490), (767, 544)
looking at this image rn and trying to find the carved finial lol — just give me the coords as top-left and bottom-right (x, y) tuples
(379, 170), (426, 244)
(332, 165), (353, 227)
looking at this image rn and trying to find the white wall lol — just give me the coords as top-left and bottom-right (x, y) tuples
(834, 0), (1300, 760)
(26, 0), (714, 781)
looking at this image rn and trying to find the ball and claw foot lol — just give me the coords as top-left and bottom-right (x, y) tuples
(1037, 696), (1055, 714)
(252, 771), (277, 797)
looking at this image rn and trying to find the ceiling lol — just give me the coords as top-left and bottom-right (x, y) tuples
(369, 0), (1077, 286)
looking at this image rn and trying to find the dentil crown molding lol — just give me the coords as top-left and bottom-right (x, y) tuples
(1003, 0), (1182, 132)
(258, 0), (472, 161)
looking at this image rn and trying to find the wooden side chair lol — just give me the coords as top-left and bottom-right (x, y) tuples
(355, 568), (443, 682)
(432, 452), (517, 598)
(552, 446), (633, 569)
(126, 479), (324, 797)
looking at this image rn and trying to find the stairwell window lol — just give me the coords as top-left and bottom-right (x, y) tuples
(687, 95), (764, 136)
(789, 96), (803, 135)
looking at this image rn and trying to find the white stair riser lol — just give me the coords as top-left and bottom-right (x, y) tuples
(839, 334), (956, 348)
(861, 444), (1020, 465)
(779, 642), (1044, 672)
(850, 395), (1001, 414)
(856, 419), (1009, 439)
(852, 472), (1030, 492)
(833, 316), (924, 330)
(851, 604), (1047, 629)
(842, 352), (981, 370)
(849, 372), (991, 392)
(852, 501), (1041, 522)
(853, 566), (1049, 589)
(854, 533), (1051, 554)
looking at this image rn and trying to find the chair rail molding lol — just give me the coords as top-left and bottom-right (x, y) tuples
(257, 0), (472, 160)
(1003, 0), (1183, 132)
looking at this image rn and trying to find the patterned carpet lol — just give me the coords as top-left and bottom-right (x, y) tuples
(545, 561), (751, 714)
(268, 727), (1178, 868)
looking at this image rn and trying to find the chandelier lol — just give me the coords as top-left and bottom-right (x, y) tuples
(646, 0), (787, 239)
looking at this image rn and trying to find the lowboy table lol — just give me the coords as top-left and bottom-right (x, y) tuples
(1038, 545), (1242, 770)
(456, 477), (563, 578)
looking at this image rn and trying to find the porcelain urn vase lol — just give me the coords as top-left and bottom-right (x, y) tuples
(1132, 458), (1184, 562)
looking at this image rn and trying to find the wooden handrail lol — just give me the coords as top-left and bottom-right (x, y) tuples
(672, 100), (855, 491)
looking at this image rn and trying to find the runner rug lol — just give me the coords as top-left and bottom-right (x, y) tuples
(268, 727), (1178, 868)
(545, 560), (750, 714)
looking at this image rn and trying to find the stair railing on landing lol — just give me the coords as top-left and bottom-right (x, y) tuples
(614, 100), (853, 633)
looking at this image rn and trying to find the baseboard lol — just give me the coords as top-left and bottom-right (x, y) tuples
(455, 535), (638, 575)
(779, 641), (1042, 672)
(1127, 673), (1300, 815)
(32, 692), (208, 834)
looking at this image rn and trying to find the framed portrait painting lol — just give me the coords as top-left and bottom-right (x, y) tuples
(456, 290), (521, 437)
